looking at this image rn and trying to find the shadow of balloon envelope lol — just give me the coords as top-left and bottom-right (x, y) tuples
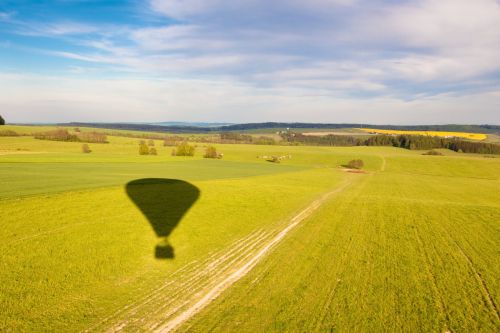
(126, 178), (200, 259)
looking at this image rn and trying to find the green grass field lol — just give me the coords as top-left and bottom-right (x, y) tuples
(1, 126), (499, 332)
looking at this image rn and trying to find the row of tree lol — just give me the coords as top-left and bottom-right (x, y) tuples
(34, 129), (108, 143)
(364, 134), (500, 154)
(139, 140), (222, 158)
(280, 132), (500, 154)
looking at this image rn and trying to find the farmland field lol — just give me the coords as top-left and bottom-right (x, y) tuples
(1, 126), (499, 332)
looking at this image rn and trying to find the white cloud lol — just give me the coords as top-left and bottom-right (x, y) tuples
(1, 72), (499, 124)
(15, 22), (100, 36)
(355, 0), (500, 81)
(150, 0), (357, 18)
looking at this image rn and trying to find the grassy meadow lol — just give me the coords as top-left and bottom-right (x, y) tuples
(0, 125), (499, 332)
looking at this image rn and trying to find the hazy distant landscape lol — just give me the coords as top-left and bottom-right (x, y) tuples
(1, 0), (499, 332)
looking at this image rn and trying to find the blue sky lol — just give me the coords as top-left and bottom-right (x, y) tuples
(1, 0), (500, 124)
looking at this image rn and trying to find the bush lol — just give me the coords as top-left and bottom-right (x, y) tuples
(253, 136), (276, 145)
(204, 146), (222, 159)
(164, 136), (183, 146)
(172, 142), (195, 156)
(81, 144), (91, 153)
(0, 130), (19, 136)
(77, 131), (108, 143)
(422, 150), (443, 156)
(149, 147), (157, 155)
(139, 143), (149, 155)
(34, 129), (107, 143)
(148, 139), (155, 146)
(34, 129), (78, 141)
(0, 115), (4, 125)
(164, 139), (177, 146)
(347, 159), (364, 169)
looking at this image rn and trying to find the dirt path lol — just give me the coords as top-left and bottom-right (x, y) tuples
(380, 155), (386, 172)
(154, 177), (356, 333)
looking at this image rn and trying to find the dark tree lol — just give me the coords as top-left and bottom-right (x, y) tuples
(0, 115), (5, 125)
(81, 144), (92, 153)
(139, 143), (150, 155)
(173, 142), (195, 156)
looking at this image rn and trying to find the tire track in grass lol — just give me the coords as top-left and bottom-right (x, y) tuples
(145, 230), (279, 331)
(431, 206), (500, 324)
(380, 155), (386, 172)
(154, 177), (358, 333)
(84, 229), (267, 332)
(423, 205), (499, 326)
(310, 182), (369, 332)
(413, 225), (452, 331)
(101, 227), (282, 332)
(125, 230), (276, 331)
(450, 237), (500, 323)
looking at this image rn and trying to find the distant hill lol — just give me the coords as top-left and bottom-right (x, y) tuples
(151, 122), (233, 127)
(59, 122), (500, 134)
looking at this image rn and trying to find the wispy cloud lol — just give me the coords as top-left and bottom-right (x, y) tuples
(0, 11), (14, 21)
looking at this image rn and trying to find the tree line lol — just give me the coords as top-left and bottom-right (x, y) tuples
(34, 129), (108, 143)
(281, 132), (500, 154)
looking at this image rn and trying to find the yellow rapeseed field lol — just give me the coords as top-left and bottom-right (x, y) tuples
(357, 128), (487, 140)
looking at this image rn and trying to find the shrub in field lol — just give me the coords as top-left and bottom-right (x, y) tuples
(204, 146), (222, 159)
(220, 132), (253, 143)
(253, 136), (276, 145)
(172, 142), (195, 156)
(77, 131), (108, 143)
(0, 115), (4, 125)
(347, 159), (364, 169)
(0, 130), (19, 136)
(149, 147), (157, 155)
(164, 136), (184, 146)
(423, 150), (443, 156)
(164, 138), (177, 146)
(34, 129), (78, 142)
(81, 144), (91, 153)
(148, 139), (155, 146)
(139, 143), (150, 155)
(74, 127), (81, 132)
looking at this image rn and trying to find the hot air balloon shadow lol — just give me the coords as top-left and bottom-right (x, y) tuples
(126, 178), (200, 259)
